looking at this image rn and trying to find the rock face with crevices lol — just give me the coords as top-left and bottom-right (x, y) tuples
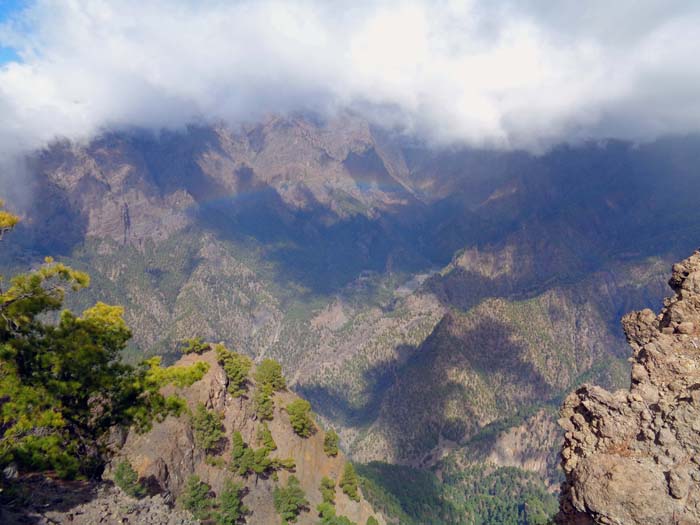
(557, 250), (700, 524)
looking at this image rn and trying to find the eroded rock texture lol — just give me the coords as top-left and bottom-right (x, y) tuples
(557, 250), (700, 524)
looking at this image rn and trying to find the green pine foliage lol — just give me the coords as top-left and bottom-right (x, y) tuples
(317, 501), (356, 525)
(254, 383), (275, 421)
(216, 344), (252, 397)
(181, 337), (210, 354)
(254, 358), (286, 390)
(323, 429), (339, 456)
(191, 403), (225, 453)
(258, 422), (277, 451)
(216, 479), (248, 525)
(113, 460), (146, 498)
(340, 462), (360, 502)
(366, 517), (379, 525)
(320, 476), (336, 505)
(180, 475), (213, 520)
(273, 475), (309, 524)
(231, 431), (253, 476)
(0, 213), (208, 479)
(230, 430), (289, 478)
(286, 399), (314, 437)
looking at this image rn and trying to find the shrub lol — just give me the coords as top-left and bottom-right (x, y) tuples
(286, 399), (313, 438)
(317, 502), (357, 525)
(254, 359), (286, 390)
(231, 431), (281, 478)
(323, 429), (339, 456)
(181, 337), (210, 354)
(340, 462), (360, 502)
(216, 344), (252, 397)
(191, 403), (225, 453)
(258, 422), (277, 451)
(180, 475), (213, 520)
(320, 476), (336, 505)
(273, 475), (309, 524)
(231, 431), (253, 476)
(366, 517), (379, 525)
(113, 460), (145, 498)
(254, 383), (274, 421)
(216, 479), (248, 525)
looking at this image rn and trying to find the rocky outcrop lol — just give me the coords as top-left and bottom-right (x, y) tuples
(558, 250), (700, 524)
(112, 350), (384, 525)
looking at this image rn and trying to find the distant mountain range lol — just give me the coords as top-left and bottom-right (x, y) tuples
(4, 113), (700, 496)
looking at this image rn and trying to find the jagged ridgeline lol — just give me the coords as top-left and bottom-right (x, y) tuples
(557, 250), (700, 524)
(0, 204), (382, 525)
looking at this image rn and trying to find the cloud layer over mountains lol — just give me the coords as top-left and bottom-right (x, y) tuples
(1, 0), (700, 156)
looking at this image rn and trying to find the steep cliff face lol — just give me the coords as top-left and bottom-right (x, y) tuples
(112, 350), (383, 525)
(558, 250), (700, 524)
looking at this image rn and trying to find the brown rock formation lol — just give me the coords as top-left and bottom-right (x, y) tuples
(557, 250), (700, 524)
(113, 350), (384, 525)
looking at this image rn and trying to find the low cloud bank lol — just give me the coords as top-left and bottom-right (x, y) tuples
(1, 0), (699, 161)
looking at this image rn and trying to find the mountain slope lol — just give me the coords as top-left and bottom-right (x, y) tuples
(5, 115), (700, 480)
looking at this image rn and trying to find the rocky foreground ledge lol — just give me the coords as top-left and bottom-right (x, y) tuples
(557, 250), (700, 524)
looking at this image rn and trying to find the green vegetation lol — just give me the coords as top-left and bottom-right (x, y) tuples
(180, 474), (213, 520)
(216, 344), (252, 397)
(230, 430), (292, 478)
(320, 476), (336, 505)
(191, 403), (225, 453)
(216, 479), (248, 525)
(286, 399), (314, 437)
(258, 422), (277, 451)
(113, 460), (146, 498)
(366, 517), (379, 525)
(181, 336), (210, 354)
(0, 200), (19, 238)
(317, 501), (356, 525)
(254, 358), (286, 390)
(0, 204), (208, 479)
(340, 462), (360, 502)
(274, 475), (309, 524)
(254, 383), (275, 420)
(323, 429), (339, 456)
(356, 461), (557, 525)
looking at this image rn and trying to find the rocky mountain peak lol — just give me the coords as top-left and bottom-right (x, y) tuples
(557, 250), (700, 524)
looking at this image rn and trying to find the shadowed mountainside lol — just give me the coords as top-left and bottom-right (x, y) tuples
(3, 114), (700, 481)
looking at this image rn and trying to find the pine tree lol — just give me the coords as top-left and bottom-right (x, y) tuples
(254, 358), (286, 390)
(180, 475), (213, 520)
(113, 460), (146, 498)
(216, 479), (248, 525)
(323, 429), (339, 456)
(320, 476), (336, 505)
(0, 203), (207, 478)
(286, 399), (313, 437)
(181, 337), (210, 354)
(258, 422), (277, 451)
(340, 462), (360, 502)
(254, 382), (275, 421)
(273, 475), (308, 524)
(191, 403), (224, 453)
(216, 344), (252, 397)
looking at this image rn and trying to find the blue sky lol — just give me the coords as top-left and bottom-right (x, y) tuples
(0, 0), (27, 64)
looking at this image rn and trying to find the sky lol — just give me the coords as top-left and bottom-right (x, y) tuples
(1, 0), (700, 159)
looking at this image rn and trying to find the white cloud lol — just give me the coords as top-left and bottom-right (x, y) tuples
(1, 0), (699, 158)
